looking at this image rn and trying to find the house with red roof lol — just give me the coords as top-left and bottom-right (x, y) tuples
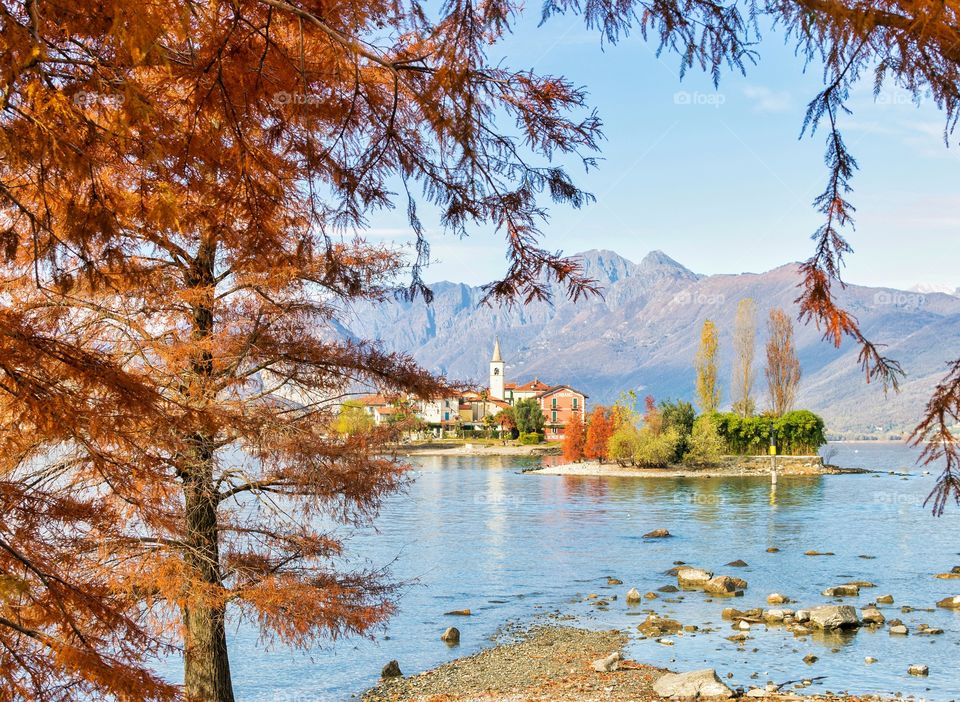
(488, 338), (587, 440)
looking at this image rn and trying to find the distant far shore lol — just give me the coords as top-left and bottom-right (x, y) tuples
(397, 440), (562, 457)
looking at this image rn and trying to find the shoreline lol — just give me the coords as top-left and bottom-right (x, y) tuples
(529, 457), (872, 479)
(362, 625), (897, 702)
(398, 442), (561, 457)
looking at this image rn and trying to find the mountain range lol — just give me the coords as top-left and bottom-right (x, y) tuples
(343, 250), (960, 434)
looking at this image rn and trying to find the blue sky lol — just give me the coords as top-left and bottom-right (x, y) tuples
(367, 13), (960, 291)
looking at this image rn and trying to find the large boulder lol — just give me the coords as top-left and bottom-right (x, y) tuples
(653, 669), (735, 699)
(808, 605), (860, 629)
(677, 567), (713, 587)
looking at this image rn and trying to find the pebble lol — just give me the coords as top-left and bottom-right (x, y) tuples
(865, 656), (878, 664)
(907, 664), (929, 676)
(803, 654), (818, 664)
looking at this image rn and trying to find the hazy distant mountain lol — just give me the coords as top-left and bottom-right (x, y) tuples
(344, 250), (960, 434)
(909, 283), (960, 297)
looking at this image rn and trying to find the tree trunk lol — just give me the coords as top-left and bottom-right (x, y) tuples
(182, 457), (234, 702)
(181, 238), (235, 702)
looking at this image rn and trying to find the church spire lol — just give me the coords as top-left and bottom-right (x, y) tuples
(491, 336), (503, 363)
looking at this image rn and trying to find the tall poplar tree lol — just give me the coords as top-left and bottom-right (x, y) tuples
(695, 319), (720, 414)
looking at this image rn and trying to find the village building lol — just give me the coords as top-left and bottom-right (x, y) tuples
(353, 338), (586, 440)
(489, 338), (587, 441)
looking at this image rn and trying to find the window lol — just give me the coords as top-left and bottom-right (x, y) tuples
(551, 410), (558, 423)
(493, 368), (500, 376)
(551, 398), (557, 409)
(572, 398), (579, 410)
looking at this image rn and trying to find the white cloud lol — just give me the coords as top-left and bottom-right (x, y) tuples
(742, 84), (793, 113)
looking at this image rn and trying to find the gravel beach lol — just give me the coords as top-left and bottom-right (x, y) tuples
(361, 626), (899, 702)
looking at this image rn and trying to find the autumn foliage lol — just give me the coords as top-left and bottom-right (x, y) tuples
(3, 0), (960, 699)
(585, 406), (618, 463)
(561, 410), (586, 462)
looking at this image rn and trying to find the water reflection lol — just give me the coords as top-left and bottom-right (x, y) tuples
(206, 443), (960, 702)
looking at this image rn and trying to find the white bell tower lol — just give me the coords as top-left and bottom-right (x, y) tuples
(489, 337), (505, 400)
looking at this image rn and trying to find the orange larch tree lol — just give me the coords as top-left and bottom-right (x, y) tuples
(584, 406), (615, 463)
(0, 0), (601, 700)
(561, 410), (586, 463)
(4, 0), (960, 699)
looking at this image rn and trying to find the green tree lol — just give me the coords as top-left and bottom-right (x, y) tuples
(335, 401), (375, 435)
(696, 319), (720, 414)
(514, 398), (545, 435)
(660, 399), (695, 461)
(685, 415), (725, 466)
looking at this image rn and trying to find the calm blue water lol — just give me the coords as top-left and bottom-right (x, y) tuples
(181, 443), (960, 701)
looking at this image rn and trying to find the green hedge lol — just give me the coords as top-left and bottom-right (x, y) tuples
(518, 432), (544, 445)
(712, 410), (826, 455)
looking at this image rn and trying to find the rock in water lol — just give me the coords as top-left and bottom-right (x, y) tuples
(808, 605), (860, 629)
(767, 593), (789, 604)
(381, 660), (402, 678)
(908, 664), (929, 676)
(861, 606), (885, 624)
(440, 627), (460, 644)
(444, 609), (471, 616)
(803, 654), (818, 664)
(592, 651), (622, 672)
(626, 587), (642, 603)
(937, 595), (960, 609)
(726, 559), (749, 567)
(644, 528), (672, 538)
(608, 577), (623, 585)
(889, 624), (909, 635)
(822, 585), (860, 597)
(677, 567), (713, 587)
(876, 594), (895, 604)
(704, 576), (738, 594)
(653, 669), (735, 699)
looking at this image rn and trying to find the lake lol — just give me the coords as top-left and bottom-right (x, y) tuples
(210, 442), (960, 701)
